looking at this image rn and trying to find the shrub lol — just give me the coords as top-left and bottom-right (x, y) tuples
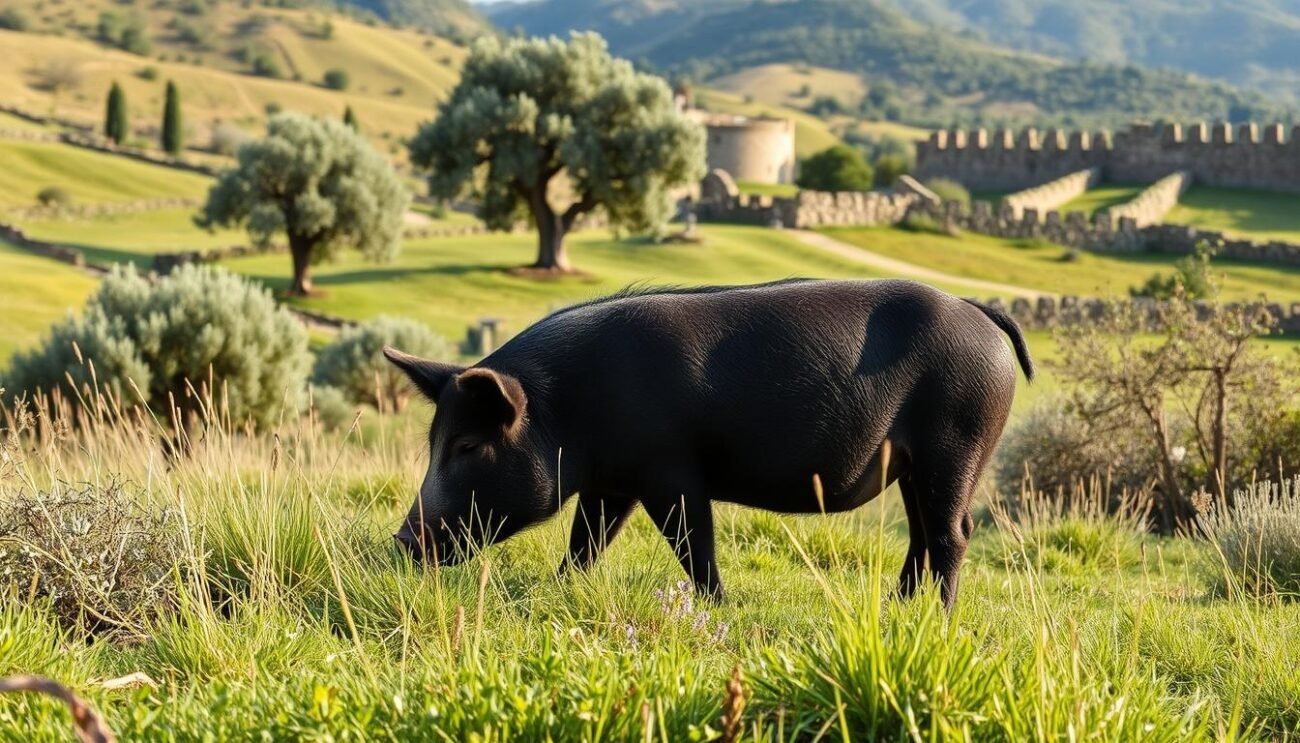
(0, 482), (180, 635)
(872, 152), (910, 186)
(308, 384), (355, 431)
(3, 265), (310, 429)
(250, 50), (281, 78)
(0, 6), (31, 31)
(1199, 477), (1300, 598)
(796, 144), (873, 192)
(136, 65), (159, 81)
(322, 68), (349, 90)
(96, 10), (151, 55)
(1132, 240), (1217, 300)
(35, 185), (70, 207)
(924, 177), (971, 206)
(994, 395), (1154, 508)
(901, 212), (958, 237)
(209, 120), (249, 155)
(313, 315), (451, 412)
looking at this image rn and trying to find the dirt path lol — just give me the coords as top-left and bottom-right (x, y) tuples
(792, 229), (1051, 298)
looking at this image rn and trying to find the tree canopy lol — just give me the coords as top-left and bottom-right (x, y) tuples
(197, 113), (409, 295)
(408, 32), (705, 272)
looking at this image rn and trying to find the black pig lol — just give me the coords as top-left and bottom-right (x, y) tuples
(388, 279), (1033, 607)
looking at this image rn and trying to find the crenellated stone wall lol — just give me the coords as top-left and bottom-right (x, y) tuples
(1003, 168), (1100, 218)
(915, 122), (1300, 193)
(1106, 171), (1191, 227)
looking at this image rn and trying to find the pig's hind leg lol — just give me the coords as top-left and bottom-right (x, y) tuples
(642, 490), (724, 602)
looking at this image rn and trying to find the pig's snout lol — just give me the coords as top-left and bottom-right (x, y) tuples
(393, 519), (465, 566)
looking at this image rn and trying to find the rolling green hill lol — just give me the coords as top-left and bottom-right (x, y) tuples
(492, 0), (1294, 129)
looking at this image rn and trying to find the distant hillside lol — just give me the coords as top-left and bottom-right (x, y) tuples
(881, 0), (1300, 103)
(335, 0), (487, 37)
(0, 2), (467, 153)
(492, 0), (1295, 129)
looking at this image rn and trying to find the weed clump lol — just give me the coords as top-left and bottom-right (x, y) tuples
(1199, 477), (1300, 598)
(0, 482), (180, 636)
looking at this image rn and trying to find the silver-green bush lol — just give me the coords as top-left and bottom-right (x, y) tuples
(3, 264), (310, 428)
(1200, 477), (1300, 598)
(312, 315), (452, 411)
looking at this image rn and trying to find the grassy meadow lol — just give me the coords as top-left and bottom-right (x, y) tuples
(821, 226), (1300, 303)
(0, 140), (213, 208)
(0, 241), (98, 361)
(1165, 187), (1300, 242)
(0, 392), (1297, 740)
(1060, 183), (1146, 215)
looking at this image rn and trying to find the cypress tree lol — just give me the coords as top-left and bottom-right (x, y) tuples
(342, 105), (358, 132)
(104, 81), (128, 145)
(161, 80), (183, 155)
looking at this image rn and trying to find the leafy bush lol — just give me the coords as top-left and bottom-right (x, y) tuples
(1199, 477), (1300, 598)
(209, 121), (249, 155)
(308, 384), (355, 431)
(796, 144), (873, 192)
(995, 395), (1153, 506)
(0, 482), (179, 635)
(313, 315), (452, 412)
(322, 68), (350, 90)
(3, 265), (311, 429)
(136, 65), (160, 81)
(0, 6), (31, 31)
(923, 177), (970, 206)
(35, 186), (70, 207)
(1132, 240), (1217, 300)
(872, 152), (910, 186)
(96, 10), (151, 55)
(900, 212), (959, 237)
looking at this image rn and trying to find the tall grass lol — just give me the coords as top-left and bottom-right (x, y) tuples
(1, 383), (1298, 739)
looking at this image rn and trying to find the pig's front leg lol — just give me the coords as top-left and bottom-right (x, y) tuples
(643, 492), (724, 601)
(559, 492), (636, 575)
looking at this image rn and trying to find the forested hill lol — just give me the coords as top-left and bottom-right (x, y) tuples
(488, 0), (1294, 129)
(878, 0), (1300, 103)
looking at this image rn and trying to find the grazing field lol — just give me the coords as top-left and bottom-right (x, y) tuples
(0, 240), (98, 362)
(1060, 183), (1146, 215)
(736, 180), (799, 198)
(1165, 187), (1300, 242)
(0, 400), (1296, 740)
(0, 140), (213, 209)
(218, 225), (981, 340)
(822, 226), (1300, 303)
(15, 208), (245, 267)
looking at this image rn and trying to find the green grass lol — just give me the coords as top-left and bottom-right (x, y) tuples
(0, 240), (98, 363)
(822, 226), (1300, 303)
(0, 140), (214, 209)
(220, 225), (938, 340)
(1, 399), (1297, 739)
(735, 180), (798, 198)
(16, 208), (244, 267)
(1060, 183), (1146, 215)
(1166, 187), (1300, 242)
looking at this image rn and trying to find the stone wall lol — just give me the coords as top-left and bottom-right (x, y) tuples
(696, 187), (917, 229)
(7, 197), (200, 221)
(975, 294), (1300, 335)
(1107, 171), (1191, 227)
(907, 198), (1300, 266)
(0, 222), (88, 268)
(915, 122), (1300, 193)
(1003, 168), (1100, 218)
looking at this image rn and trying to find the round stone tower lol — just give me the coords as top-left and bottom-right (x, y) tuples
(697, 115), (796, 185)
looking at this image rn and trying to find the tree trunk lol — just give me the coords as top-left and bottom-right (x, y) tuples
(288, 237), (314, 296)
(1211, 370), (1229, 507)
(1146, 405), (1190, 534)
(533, 210), (572, 272)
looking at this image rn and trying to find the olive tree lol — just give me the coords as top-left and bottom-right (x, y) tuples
(197, 113), (409, 296)
(408, 33), (705, 273)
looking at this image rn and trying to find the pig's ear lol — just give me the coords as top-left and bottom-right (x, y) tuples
(383, 346), (464, 401)
(456, 367), (527, 435)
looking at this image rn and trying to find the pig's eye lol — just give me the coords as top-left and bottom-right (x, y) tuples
(454, 440), (480, 455)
